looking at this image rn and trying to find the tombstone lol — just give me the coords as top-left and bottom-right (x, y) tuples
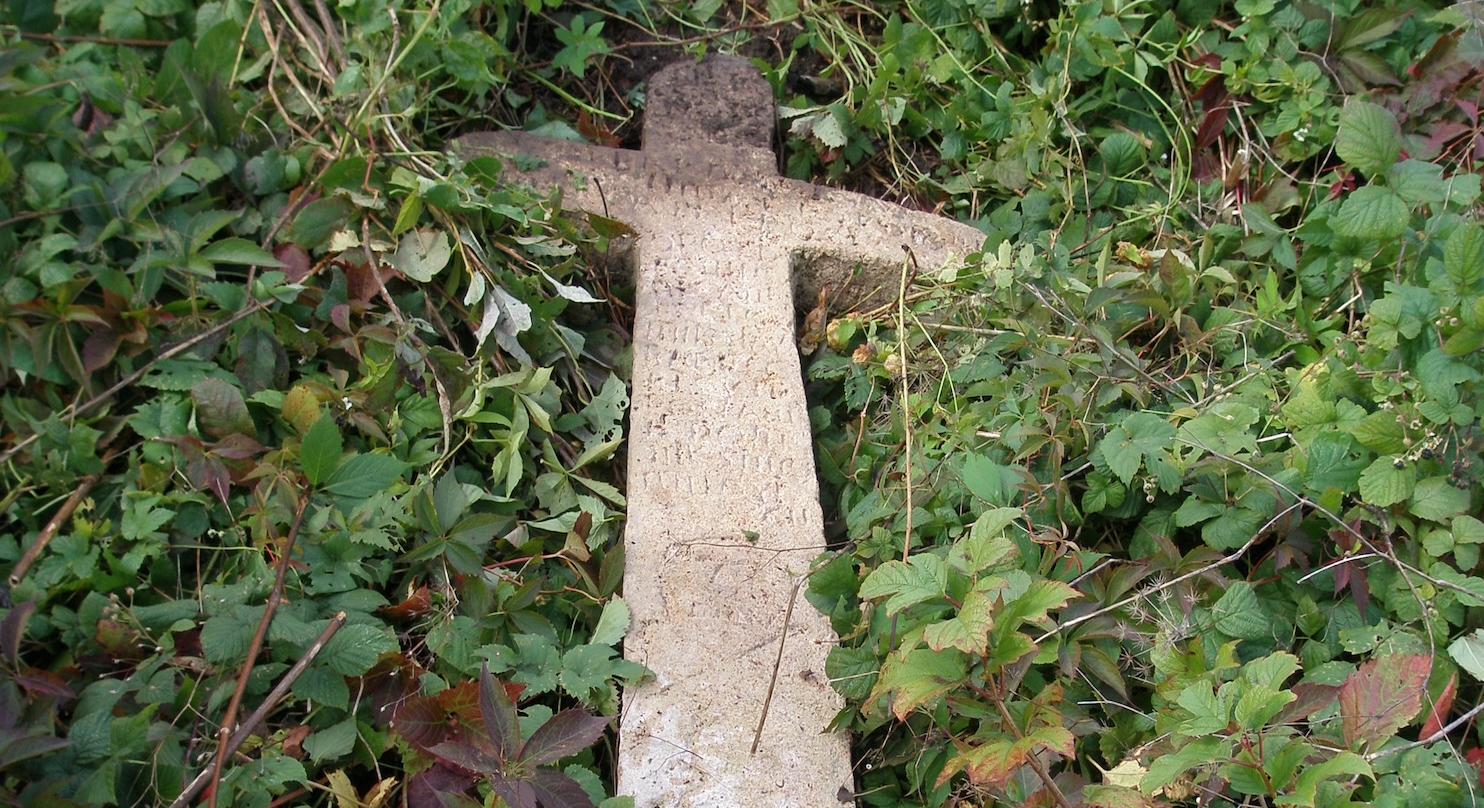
(455, 56), (984, 807)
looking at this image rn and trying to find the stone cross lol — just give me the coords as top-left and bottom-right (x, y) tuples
(456, 56), (983, 808)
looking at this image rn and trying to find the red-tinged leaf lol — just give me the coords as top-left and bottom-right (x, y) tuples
(211, 433), (266, 461)
(1466, 748), (1484, 788)
(82, 328), (120, 372)
(391, 680), (481, 752)
(1194, 102), (1230, 154)
(528, 769), (599, 808)
(191, 377), (257, 440)
(379, 586), (433, 623)
(354, 652), (425, 727)
(14, 668), (73, 701)
(1339, 653), (1431, 748)
(1275, 682), (1340, 725)
(517, 708), (611, 767)
(94, 618), (146, 661)
(274, 242), (312, 283)
(407, 764), (477, 808)
(0, 600), (35, 667)
(954, 725), (1076, 787)
(1421, 671), (1458, 739)
(428, 741), (497, 776)
(187, 453), (232, 506)
(479, 664), (520, 765)
(488, 776), (540, 808)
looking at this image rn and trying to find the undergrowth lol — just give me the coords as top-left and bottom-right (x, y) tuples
(1, 0), (1483, 807)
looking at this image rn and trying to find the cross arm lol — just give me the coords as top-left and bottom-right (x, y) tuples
(782, 180), (986, 309)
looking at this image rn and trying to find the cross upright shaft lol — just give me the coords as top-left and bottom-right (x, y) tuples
(457, 56), (983, 808)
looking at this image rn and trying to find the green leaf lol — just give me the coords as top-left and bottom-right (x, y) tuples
(1142, 737), (1224, 792)
(285, 196), (355, 249)
(859, 554), (948, 615)
(320, 624), (399, 676)
(1409, 476), (1471, 521)
(922, 588), (996, 655)
(1334, 100), (1400, 177)
(871, 647), (967, 720)
(948, 507), (1020, 575)
(1348, 410), (1407, 454)
(1358, 457), (1415, 507)
(303, 718), (358, 762)
(392, 228), (453, 282)
(1094, 412), (1179, 489)
(324, 454), (407, 499)
(825, 646), (878, 700)
(590, 597), (630, 646)
(199, 237), (285, 267)
(559, 643), (625, 703)
(1275, 751), (1370, 808)
(1176, 683), (1228, 736)
(1212, 581), (1270, 640)
(1448, 629), (1484, 681)
(1098, 131), (1145, 176)
(1302, 432), (1367, 493)
(300, 414), (343, 486)
(200, 606), (264, 665)
(1330, 185), (1409, 240)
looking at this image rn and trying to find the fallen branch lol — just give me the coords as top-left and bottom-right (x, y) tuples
(204, 489), (312, 808)
(9, 445), (118, 586)
(169, 611), (346, 808)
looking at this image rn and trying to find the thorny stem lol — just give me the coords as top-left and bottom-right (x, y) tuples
(203, 489), (312, 808)
(898, 248), (915, 563)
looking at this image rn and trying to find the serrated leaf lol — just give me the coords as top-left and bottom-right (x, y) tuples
(1338, 653), (1429, 748)
(1358, 457), (1415, 507)
(324, 454), (407, 499)
(518, 709), (610, 767)
(301, 414), (343, 486)
(1335, 101), (1400, 177)
(1330, 185), (1409, 240)
(923, 588), (995, 654)
(1409, 476), (1471, 521)
(393, 229), (453, 282)
(825, 646), (878, 701)
(859, 554), (948, 615)
(871, 647), (967, 720)
(321, 624), (399, 676)
(1348, 410), (1406, 454)
(1212, 581), (1270, 640)
(1176, 683), (1228, 735)
(199, 237), (284, 267)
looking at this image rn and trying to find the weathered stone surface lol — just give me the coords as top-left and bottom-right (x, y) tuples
(456, 55), (983, 808)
